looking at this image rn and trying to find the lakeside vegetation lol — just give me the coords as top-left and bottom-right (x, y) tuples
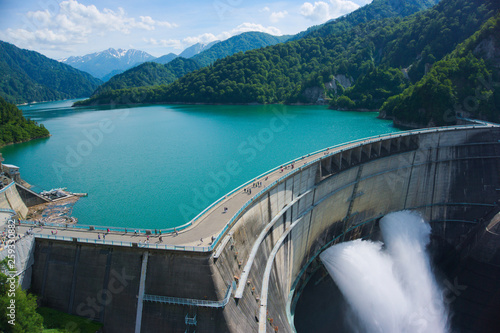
(0, 96), (50, 146)
(37, 307), (103, 333)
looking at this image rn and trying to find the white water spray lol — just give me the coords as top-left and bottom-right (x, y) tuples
(320, 211), (449, 333)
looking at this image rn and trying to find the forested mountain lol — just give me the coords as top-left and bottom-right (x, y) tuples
(153, 53), (178, 65)
(0, 96), (49, 146)
(93, 58), (200, 95)
(60, 48), (156, 79)
(0, 41), (102, 104)
(381, 13), (500, 127)
(90, 32), (292, 93)
(292, 0), (440, 41)
(76, 0), (496, 110)
(191, 32), (291, 67)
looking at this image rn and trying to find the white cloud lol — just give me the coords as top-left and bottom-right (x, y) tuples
(300, 0), (359, 22)
(270, 10), (288, 23)
(157, 20), (178, 28)
(230, 23), (281, 36)
(260, 6), (271, 12)
(2, 0), (177, 50)
(183, 33), (219, 46)
(143, 38), (182, 49)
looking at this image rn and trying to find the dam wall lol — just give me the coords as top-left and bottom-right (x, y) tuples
(28, 125), (500, 333)
(31, 239), (231, 333)
(0, 182), (28, 218)
(212, 125), (500, 332)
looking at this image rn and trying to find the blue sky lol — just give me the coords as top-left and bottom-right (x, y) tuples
(0, 0), (372, 59)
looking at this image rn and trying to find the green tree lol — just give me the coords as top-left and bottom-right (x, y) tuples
(0, 259), (43, 332)
(0, 97), (50, 146)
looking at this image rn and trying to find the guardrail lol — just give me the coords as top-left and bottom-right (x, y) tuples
(25, 124), (498, 252)
(0, 208), (16, 215)
(143, 282), (234, 308)
(0, 181), (15, 194)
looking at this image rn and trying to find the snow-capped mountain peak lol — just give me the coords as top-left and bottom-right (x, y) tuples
(60, 48), (155, 79)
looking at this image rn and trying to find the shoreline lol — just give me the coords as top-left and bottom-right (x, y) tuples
(0, 134), (51, 149)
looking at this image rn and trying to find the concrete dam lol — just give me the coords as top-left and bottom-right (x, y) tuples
(19, 123), (500, 332)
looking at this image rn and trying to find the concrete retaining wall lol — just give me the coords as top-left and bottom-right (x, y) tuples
(0, 182), (28, 218)
(15, 183), (50, 207)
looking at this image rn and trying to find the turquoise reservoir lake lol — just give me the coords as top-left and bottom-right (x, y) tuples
(3, 100), (399, 229)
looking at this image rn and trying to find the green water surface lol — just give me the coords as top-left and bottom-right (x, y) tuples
(2, 100), (399, 229)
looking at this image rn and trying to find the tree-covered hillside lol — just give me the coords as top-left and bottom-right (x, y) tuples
(76, 0), (497, 109)
(0, 41), (102, 104)
(381, 13), (500, 127)
(330, 0), (498, 111)
(92, 58), (201, 95)
(0, 97), (50, 146)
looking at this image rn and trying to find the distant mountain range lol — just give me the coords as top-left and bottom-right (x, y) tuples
(61, 33), (290, 83)
(59, 42), (220, 81)
(77, 0), (500, 128)
(60, 48), (156, 80)
(89, 31), (292, 94)
(0, 41), (102, 104)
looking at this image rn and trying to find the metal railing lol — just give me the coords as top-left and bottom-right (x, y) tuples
(0, 208), (16, 215)
(0, 181), (15, 194)
(143, 283), (233, 308)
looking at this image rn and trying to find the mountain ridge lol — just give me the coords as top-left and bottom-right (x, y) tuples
(60, 48), (156, 79)
(0, 40), (102, 104)
(179, 41), (220, 59)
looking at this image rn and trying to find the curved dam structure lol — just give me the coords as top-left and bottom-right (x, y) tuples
(0, 181), (29, 219)
(26, 123), (500, 333)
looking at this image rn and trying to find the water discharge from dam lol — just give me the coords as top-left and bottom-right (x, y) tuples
(320, 211), (449, 333)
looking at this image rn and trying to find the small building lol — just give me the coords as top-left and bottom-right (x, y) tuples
(2, 164), (21, 182)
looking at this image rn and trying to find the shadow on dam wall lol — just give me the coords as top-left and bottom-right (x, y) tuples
(29, 125), (500, 333)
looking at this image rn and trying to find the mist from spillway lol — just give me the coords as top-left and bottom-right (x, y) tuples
(320, 211), (449, 333)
